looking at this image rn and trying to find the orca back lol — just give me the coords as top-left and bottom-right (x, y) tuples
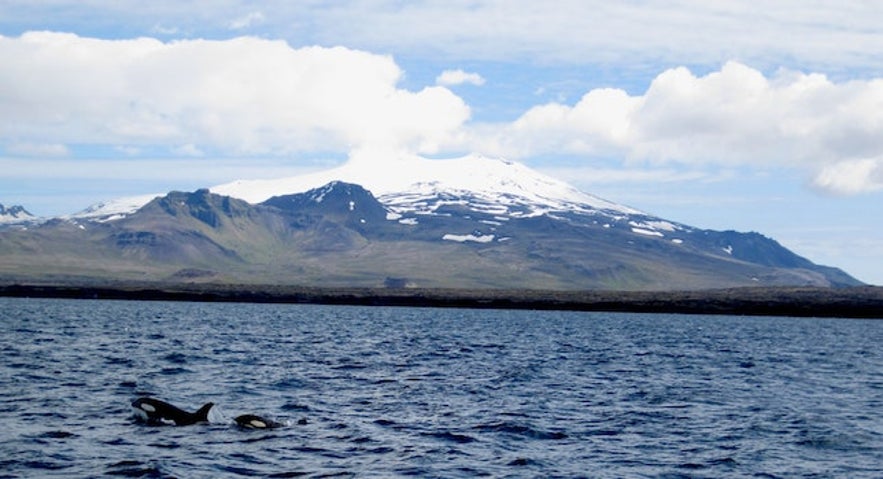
(132, 397), (214, 426)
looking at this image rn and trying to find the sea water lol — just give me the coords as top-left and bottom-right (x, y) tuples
(0, 297), (880, 478)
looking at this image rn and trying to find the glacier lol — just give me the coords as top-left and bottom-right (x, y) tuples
(69, 153), (649, 229)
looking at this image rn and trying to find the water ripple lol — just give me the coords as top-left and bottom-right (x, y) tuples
(0, 298), (881, 477)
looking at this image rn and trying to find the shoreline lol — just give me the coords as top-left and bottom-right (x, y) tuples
(1, 282), (881, 319)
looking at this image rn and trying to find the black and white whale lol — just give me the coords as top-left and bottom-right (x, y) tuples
(132, 397), (214, 426)
(234, 414), (283, 429)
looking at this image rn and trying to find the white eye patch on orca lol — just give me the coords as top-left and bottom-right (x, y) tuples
(234, 414), (281, 429)
(139, 403), (156, 413)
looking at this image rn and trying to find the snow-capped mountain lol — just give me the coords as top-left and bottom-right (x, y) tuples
(72, 152), (647, 228)
(68, 193), (162, 222)
(212, 152), (642, 218)
(208, 152), (699, 245)
(1, 153), (861, 290)
(0, 203), (36, 224)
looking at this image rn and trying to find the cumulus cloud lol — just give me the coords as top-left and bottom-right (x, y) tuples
(436, 69), (485, 87)
(471, 87), (639, 158)
(812, 159), (883, 195)
(468, 62), (883, 195)
(0, 32), (470, 158)
(4, 31), (883, 196)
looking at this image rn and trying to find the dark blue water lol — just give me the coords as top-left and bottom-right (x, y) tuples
(0, 298), (880, 478)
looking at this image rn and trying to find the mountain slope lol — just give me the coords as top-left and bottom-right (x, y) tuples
(0, 203), (36, 225)
(0, 176), (862, 289)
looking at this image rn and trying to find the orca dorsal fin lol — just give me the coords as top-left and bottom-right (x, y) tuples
(194, 402), (214, 422)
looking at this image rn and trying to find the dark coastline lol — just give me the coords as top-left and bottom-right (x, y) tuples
(1, 282), (881, 319)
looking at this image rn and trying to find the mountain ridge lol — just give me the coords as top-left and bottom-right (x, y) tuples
(0, 179), (862, 290)
(0, 155), (863, 290)
(215, 154), (636, 207)
(0, 203), (36, 224)
(64, 154), (643, 223)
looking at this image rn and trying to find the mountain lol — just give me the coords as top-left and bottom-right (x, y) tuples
(0, 155), (863, 290)
(0, 204), (36, 225)
(212, 153), (641, 217)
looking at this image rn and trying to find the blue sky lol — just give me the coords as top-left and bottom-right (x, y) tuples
(1, 1), (882, 285)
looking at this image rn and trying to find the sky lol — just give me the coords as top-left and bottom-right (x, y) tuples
(1, 0), (882, 285)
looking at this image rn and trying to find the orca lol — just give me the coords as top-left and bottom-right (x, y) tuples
(131, 397), (214, 426)
(234, 414), (282, 429)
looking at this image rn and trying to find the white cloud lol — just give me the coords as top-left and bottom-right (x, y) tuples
(436, 69), (485, 87)
(0, 156), (323, 183)
(467, 62), (883, 195)
(305, 1), (883, 71)
(150, 24), (179, 35)
(479, 87), (640, 158)
(812, 158), (883, 195)
(6, 1), (883, 72)
(115, 145), (141, 156)
(172, 144), (204, 157)
(4, 31), (883, 197)
(5, 142), (69, 157)
(538, 166), (718, 185)
(0, 32), (470, 158)
(228, 11), (265, 30)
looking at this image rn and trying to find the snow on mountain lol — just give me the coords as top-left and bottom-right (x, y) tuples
(212, 152), (643, 218)
(68, 193), (162, 222)
(5, 154), (861, 289)
(0, 204), (36, 224)
(66, 152), (652, 231)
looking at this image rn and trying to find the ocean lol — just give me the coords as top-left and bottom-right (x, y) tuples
(0, 297), (880, 478)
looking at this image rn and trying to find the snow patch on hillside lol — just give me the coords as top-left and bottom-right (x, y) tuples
(443, 233), (495, 243)
(632, 227), (664, 237)
(69, 194), (161, 222)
